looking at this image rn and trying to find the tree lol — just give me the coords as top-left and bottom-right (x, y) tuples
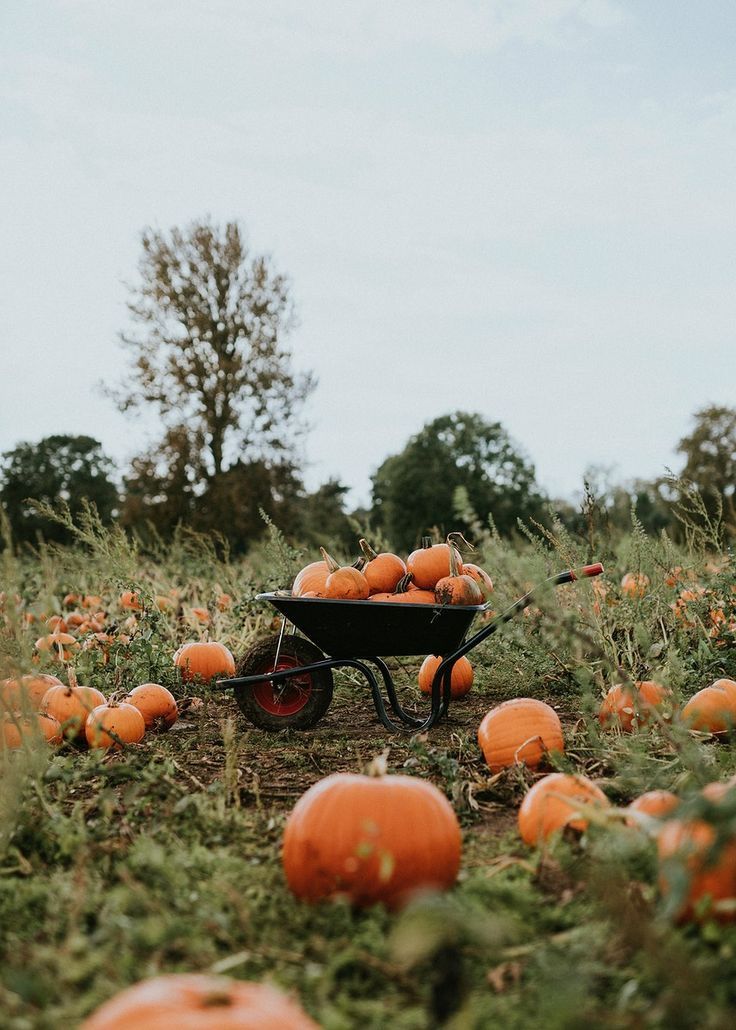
(0, 435), (118, 545)
(677, 405), (736, 530)
(371, 412), (544, 551)
(114, 218), (315, 543)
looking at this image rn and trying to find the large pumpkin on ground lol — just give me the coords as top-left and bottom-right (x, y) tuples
(174, 641), (236, 682)
(518, 772), (610, 846)
(126, 683), (178, 731)
(478, 698), (564, 773)
(85, 701), (146, 750)
(1, 673), (62, 712)
(42, 683), (107, 742)
(79, 973), (318, 1029)
(658, 781), (736, 923)
(418, 655), (473, 698)
(282, 772), (461, 909)
(2, 712), (62, 749)
(681, 684), (736, 735)
(598, 680), (672, 732)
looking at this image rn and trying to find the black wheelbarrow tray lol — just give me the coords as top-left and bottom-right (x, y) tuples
(215, 562), (603, 733)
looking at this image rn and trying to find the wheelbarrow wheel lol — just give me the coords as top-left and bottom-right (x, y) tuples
(234, 634), (334, 731)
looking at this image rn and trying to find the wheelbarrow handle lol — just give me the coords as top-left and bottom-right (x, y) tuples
(482, 561), (604, 610)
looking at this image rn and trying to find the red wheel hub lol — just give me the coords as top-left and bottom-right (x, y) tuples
(251, 656), (314, 716)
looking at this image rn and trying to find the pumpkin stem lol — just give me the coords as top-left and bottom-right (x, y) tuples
(351, 556), (367, 571)
(319, 547), (341, 574)
(358, 538), (378, 562)
(394, 573), (414, 594)
(67, 667), (79, 691)
(447, 531), (474, 553)
(448, 546), (462, 578)
(366, 749), (390, 777)
(421, 536), (433, 550)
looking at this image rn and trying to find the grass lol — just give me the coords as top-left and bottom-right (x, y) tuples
(2, 509), (736, 1027)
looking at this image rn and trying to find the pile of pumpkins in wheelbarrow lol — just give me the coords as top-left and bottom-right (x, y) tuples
(293, 534), (493, 696)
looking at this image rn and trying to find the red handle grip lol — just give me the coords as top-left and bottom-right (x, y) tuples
(581, 562), (604, 578)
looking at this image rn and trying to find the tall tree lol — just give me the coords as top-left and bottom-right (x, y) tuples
(677, 406), (736, 525)
(371, 412), (544, 551)
(0, 436), (118, 545)
(113, 218), (315, 542)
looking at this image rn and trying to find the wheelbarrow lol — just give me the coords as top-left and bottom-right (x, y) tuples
(216, 562), (604, 733)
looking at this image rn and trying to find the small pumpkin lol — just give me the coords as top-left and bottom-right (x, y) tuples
(2, 712), (62, 749)
(406, 536), (463, 590)
(461, 562), (493, 597)
(282, 772), (462, 909)
(382, 574), (437, 604)
(620, 572), (650, 598)
(418, 655), (473, 699)
(518, 772), (609, 846)
(478, 698), (564, 773)
(120, 590), (143, 611)
(78, 973), (318, 1030)
(292, 559), (329, 597)
(626, 790), (679, 827)
(42, 682), (107, 741)
(126, 683), (178, 732)
(434, 547), (484, 606)
(34, 632), (79, 660)
(0, 673), (63, 712)
(174, 641), (236, 682)
(188, 607), (211, 624)
(358, 539), (406, 594)
(320, 548), (370, 600)
(85, 700), (146, 750)
(658, 781), (736, 923)
(681, 684), (736, 735)
(598, 680), (673, 732)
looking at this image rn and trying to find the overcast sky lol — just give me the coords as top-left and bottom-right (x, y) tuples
(2, 0), (735, 508)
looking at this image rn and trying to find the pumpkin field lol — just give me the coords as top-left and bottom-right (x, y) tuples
(2, 503), (736, 1029)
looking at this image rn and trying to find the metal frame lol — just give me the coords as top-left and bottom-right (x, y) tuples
(216, 563), (603, 733)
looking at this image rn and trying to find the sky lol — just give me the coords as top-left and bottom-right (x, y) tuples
(1, 0), (735, 509)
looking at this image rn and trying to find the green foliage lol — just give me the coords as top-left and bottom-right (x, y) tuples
(677, 405), (736, 536)
(371, 411), (545, 551)
(2, 509), (736, 1027)
(0, 436), (118, 546)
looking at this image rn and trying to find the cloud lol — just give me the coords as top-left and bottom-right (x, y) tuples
(53, 0), (628, 57)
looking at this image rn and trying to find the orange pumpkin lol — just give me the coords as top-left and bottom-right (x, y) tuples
(85, 701), (146, 750)
(155, 594), (176, 612)
(461, 562), (493, 597)
(174, 641), (236, 682)
(78, 973), (318, 1030)
(358, 539), (406, 594)
(81, 595), (103, 610)
(620, 572), (650, 599)
(681, 684), (736, 735)
(658, 781), (736, 923)
(282, 772), (461, 909)
(126, 683), (178, 731)
(318, 548), (370, 600)
(434, 547), (483, 606)
(292, 560), (329, 597)
(478, 698), (564, 773)
(626, 790), (679, 826)
(0, 673), (62, 712)
(598, 680), (672, 732)
(418, 655), (473, 699)
(2, 712), (62, 749)
(34, 632), (78, 660)
(120, 590), (143, 611)
(188, 607), (211, 624)
(406, 537), (462, 590)
(518, 772), (609, 846)
(42, 683), (107, 741)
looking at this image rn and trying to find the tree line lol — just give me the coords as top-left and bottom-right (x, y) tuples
(1, 219), (734, 552)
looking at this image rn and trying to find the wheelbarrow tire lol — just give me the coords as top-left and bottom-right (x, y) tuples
(234, 634), (334, 731)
